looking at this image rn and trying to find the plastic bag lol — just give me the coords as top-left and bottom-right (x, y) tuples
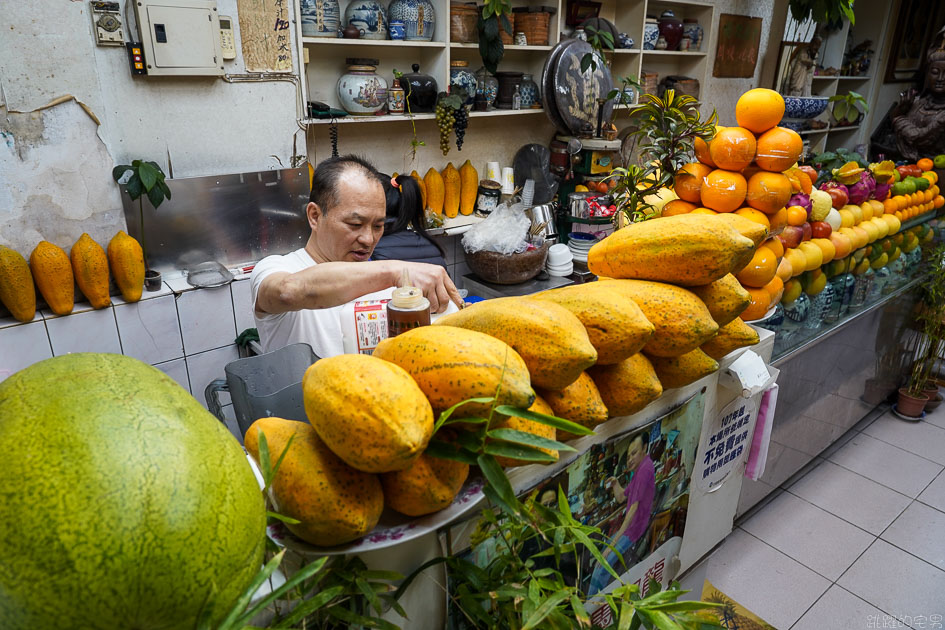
(462, 201), (531, 255)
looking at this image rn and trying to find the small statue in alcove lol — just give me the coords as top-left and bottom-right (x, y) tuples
(782, 37), (822, 97)
(889, 27), (945, 162)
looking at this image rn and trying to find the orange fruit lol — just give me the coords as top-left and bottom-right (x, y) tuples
(783, 248), (807, 277)
(794, 168), (813, 195)
(674, 162), (713, 203)
(735, 207), (772, 230)
(868, 199), (885, 217)
(925, 189), (935, 203)
(708, 127), (757, 171)
(755, 127), (803, 172)
(736, 246), (778, 288)
(763, 275), (785, 305)
(691, 207), (719, 215)
(918, 157), (933, 171)
(662, 199), (697, 216)
(746, 171), (793, 214)
(786, 205), (808, 226)
(695, 135), (717, 168)
(762, 236), (784, 259)
(700, 169), (747, 212)
(883, 198), (898, 214)
(811, 237), (836, 263)
(936, 195), (945, 208)
(742, 288), (772, 321)
(735, 88), (785, 134)
(769, 206), (789, 232)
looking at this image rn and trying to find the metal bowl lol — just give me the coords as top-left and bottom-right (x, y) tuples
(783, 96), (829, 120)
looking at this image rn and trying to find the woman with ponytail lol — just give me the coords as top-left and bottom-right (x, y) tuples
(372, 173), (448, 268)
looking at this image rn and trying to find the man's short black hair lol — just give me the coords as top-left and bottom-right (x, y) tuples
(309, 154), (380, 213)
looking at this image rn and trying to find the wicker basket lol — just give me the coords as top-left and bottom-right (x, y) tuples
(659, 75), (700, 99)
(450, 4), (479, 44)
(642, 72), (659, 97)
(513, 11), (551, 46)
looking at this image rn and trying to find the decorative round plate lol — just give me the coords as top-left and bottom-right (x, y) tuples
(541, 40), (570, 133)
(551, 38), (614, 136)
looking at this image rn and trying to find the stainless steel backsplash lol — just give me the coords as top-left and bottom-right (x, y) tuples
(120, 168), (311, 275)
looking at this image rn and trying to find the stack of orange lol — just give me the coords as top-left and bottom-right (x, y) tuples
(884, 169), (943, 221)
(668, 88), (804, 321)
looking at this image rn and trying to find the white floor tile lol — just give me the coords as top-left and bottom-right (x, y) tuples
(176, 286), (237, 355)
(863, 415), (945, 465)
(881, 501), (945, 571)
(790, 585), (889, 630)
(838, 539), (945, 619)
(704, 529), (831, 629)
(919, 470), (945, 513)
(828, 433), (944, 498)
(740, 492), (873, 581)
(788, 460), (911, 535)
(925, 405), (945, 431)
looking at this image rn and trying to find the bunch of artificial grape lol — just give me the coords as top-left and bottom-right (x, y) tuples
(436, 102), (454, 156)
(453, 107), (468, 151)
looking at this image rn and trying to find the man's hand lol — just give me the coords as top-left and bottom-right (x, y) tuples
(396, 262), (463, 314)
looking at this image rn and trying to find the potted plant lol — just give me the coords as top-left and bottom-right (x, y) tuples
(829, 91), (868, 127)
(112, 160), (171, 291)
(898, 243), (945, 417)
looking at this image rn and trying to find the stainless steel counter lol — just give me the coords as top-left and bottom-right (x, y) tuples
(462, 273), (575, 299)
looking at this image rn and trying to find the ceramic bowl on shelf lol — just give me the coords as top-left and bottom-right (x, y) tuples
(782, 96), (829, 119)
(780, 117), (809, 132)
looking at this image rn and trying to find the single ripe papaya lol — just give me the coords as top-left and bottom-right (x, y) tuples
(424, 167), (445, 215)
(442, 162), (461, 218)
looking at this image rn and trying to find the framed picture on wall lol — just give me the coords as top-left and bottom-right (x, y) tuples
(885, 0), (945, 82)
(712, 13), (763, 78)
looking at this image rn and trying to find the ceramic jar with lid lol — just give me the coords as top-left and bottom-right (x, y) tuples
(519, 74), (540, 108)
(642, 18), (659, 50)
(683, 18), (703, 51)
(337, 58), (388, 115)
(388, 0), (435, 41)
(300, 0), (340, 37)
(344, 0), (387, 39)
(494, 71), (523, 109)
(401, 63), (437, 112)
(658, 10), (683, 50)
(449, 60), (477, 106)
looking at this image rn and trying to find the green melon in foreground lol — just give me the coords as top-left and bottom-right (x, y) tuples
(0, 353), (266, 630)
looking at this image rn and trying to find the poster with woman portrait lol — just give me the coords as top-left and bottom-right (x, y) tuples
(442, 392), (705, 628)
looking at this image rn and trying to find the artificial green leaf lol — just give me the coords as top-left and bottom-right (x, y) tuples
(137, 161), (159, 191)
(216, 551), (286, 629)
(423, 439), (479, 465)
(266, 510), (300, 525)
(257, 430), (272, 484)
(482, 478), (519, 516)
(147, 183), (165, 210)
(483, 15), (498, 38)
(112, 165), (132, 182)
(125, 174), (143, 200)
(272, 585), (344, 627)
(581, 55), (593, 73)
(494, 405), (593, 436)
(487, 428), (575, 452)
(158, 179), (172, 201)
(499, 13), (512, 35)
(483, 441), (558, 462)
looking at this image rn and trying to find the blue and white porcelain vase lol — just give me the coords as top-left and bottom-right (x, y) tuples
(388, 0), (434, 41)
(476, 66), (498, 109)
(683, 19), (703, 51)
(344, 0), (387, 40)
(643, 18), (659, 50)
(519, 73), (540, 108)
(449, 61), (477, 106)
(301, 0), (341, 37)
(337, 58), (388, 115)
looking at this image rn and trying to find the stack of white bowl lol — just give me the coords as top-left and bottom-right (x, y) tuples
(545, 243), (573, 277)
(567, 232), (598, 264)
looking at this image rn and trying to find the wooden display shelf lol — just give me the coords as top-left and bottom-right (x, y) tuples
(301, 37), (447, 48)
(828, 125), (860, 133)
(613, 48), (642, 54)
(301, 108), (546, 125)
(641, 50), (708, 56)
(798, 128), (829, 136)
(449, 43), (553, 51)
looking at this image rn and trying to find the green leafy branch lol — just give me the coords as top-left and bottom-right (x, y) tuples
(392, 68), (425, 162)
(607, 90), (718, 225)
(788, 0), (855, 28)
(478, 0), (513, 75)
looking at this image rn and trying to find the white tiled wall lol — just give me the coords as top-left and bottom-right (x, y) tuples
(0, 278), (256, 427)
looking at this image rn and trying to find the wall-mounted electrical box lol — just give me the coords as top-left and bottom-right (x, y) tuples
(90, 1), (125, 46)
(132, 0), (224, 76)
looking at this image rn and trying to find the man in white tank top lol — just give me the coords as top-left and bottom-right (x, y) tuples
(251, 155), (462, 357)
